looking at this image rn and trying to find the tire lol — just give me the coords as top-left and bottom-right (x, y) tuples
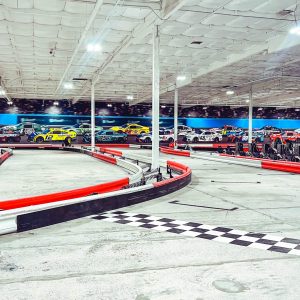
(145, 137), (151, 143)
(214, 137), (220, 142)
(36, 137), (44, 143)
(168, 137), (174, 143)
(65, 137), (71, 145)
(192, 137), (199, 143)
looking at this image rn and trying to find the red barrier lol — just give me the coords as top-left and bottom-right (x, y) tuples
(95, 144), (130, 148)
(262, 161), (300, 174)
(153, 160), (191, 187)
(0, 177), (129, 210)
(160, 147), (190, 157)
(99, 147), (123, 157)
(91, 152), (117, 164)
(0, 151), (11, 164)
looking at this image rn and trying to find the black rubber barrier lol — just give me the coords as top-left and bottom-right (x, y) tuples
(17, 171), (191, 232)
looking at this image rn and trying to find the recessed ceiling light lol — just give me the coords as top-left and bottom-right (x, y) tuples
(226, 90), (234, 95)
(87, 43), (102, 52)
(246, 99), (250, 103)
(177, 75), (186, 81)
(64, 82), (73, 89)
(289, 26), (300, 35)
(127, 95), (133, 100)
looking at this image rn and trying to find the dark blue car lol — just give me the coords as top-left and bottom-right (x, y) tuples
(83, 130), (127, 143)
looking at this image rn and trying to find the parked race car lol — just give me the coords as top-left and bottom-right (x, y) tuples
(0, 129), (21, 143)
(83, 130), (127, 143)
(185, 130), (222, 143)
(270, 131), (300, 143)
(2, 122), (44, 135)
(64, 123), (103, 135)
(110, 123), (150, 135)
(33, 128), (76, 143)
(257, 126), (282, 135)
(240, 131), (265, 143)
(136, 129), (172, 143)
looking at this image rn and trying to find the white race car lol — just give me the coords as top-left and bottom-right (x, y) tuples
(186, 131), (222, 143)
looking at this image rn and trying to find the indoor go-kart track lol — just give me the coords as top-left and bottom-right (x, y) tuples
(1, 148), (300, 300)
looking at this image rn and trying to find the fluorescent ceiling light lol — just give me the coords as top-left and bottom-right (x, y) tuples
(226, 90), (235, 95)
(0, 90), (6, 96)
(127, 95), (133, 100)
(176, 75), (186, 81)
(63, 82), (73, 89)
(87, 43), (102, 52)
(289, 26), (300, 35)
(246, 99), (250, 103)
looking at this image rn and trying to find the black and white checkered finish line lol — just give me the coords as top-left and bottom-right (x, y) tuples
(93, 211), (300, 256)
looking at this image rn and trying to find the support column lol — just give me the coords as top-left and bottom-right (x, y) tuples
(174, 84), (178, 149)
(151, 25), (160, 170)
(248, 87), (253, 147)
(91, 81), (95, 151)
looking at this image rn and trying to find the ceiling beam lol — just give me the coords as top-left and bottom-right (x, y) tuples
(162, 0), (188, 19)
(54, 0), (104, 95)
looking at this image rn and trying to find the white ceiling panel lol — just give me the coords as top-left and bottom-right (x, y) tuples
(0, 0), (298, 107)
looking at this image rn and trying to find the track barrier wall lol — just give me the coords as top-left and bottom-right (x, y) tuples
(0, 145), (192, 234)
(0, 148), (13, 165)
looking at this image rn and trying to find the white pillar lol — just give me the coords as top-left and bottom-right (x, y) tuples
(151, 25), (160, 170)
(248, 87), (253, 145)
(174, 84), (178, 149)
(91, 82), (95, 151)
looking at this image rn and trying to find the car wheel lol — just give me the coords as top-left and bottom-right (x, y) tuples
(36, 137), (44, 143)
(192, 137), (199, 143)
(65, 137), (72, 145)
(214, 137), (220, 142)
(145, 137), (151, 143)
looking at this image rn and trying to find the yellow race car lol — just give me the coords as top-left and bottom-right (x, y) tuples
(33, 128), (77, 143)
(110, 123), (150, 135)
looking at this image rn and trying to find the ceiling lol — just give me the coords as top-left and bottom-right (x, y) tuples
(0, 0), (300, 108)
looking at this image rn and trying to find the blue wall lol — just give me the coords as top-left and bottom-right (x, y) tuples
(0, 114), (185, 128)
(1, 114), (300, 129)
(186, 118), (300, 129)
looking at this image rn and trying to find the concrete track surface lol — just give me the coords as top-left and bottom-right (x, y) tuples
(0, 150), (128, 201)
(1, 149), (300, 300)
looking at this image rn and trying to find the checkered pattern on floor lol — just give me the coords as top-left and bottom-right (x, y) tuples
(93, 211), (300, 256)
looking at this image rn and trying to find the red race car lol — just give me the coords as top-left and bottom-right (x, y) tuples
(270, 131), (300, 143)
(0, 129), (22, 143)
